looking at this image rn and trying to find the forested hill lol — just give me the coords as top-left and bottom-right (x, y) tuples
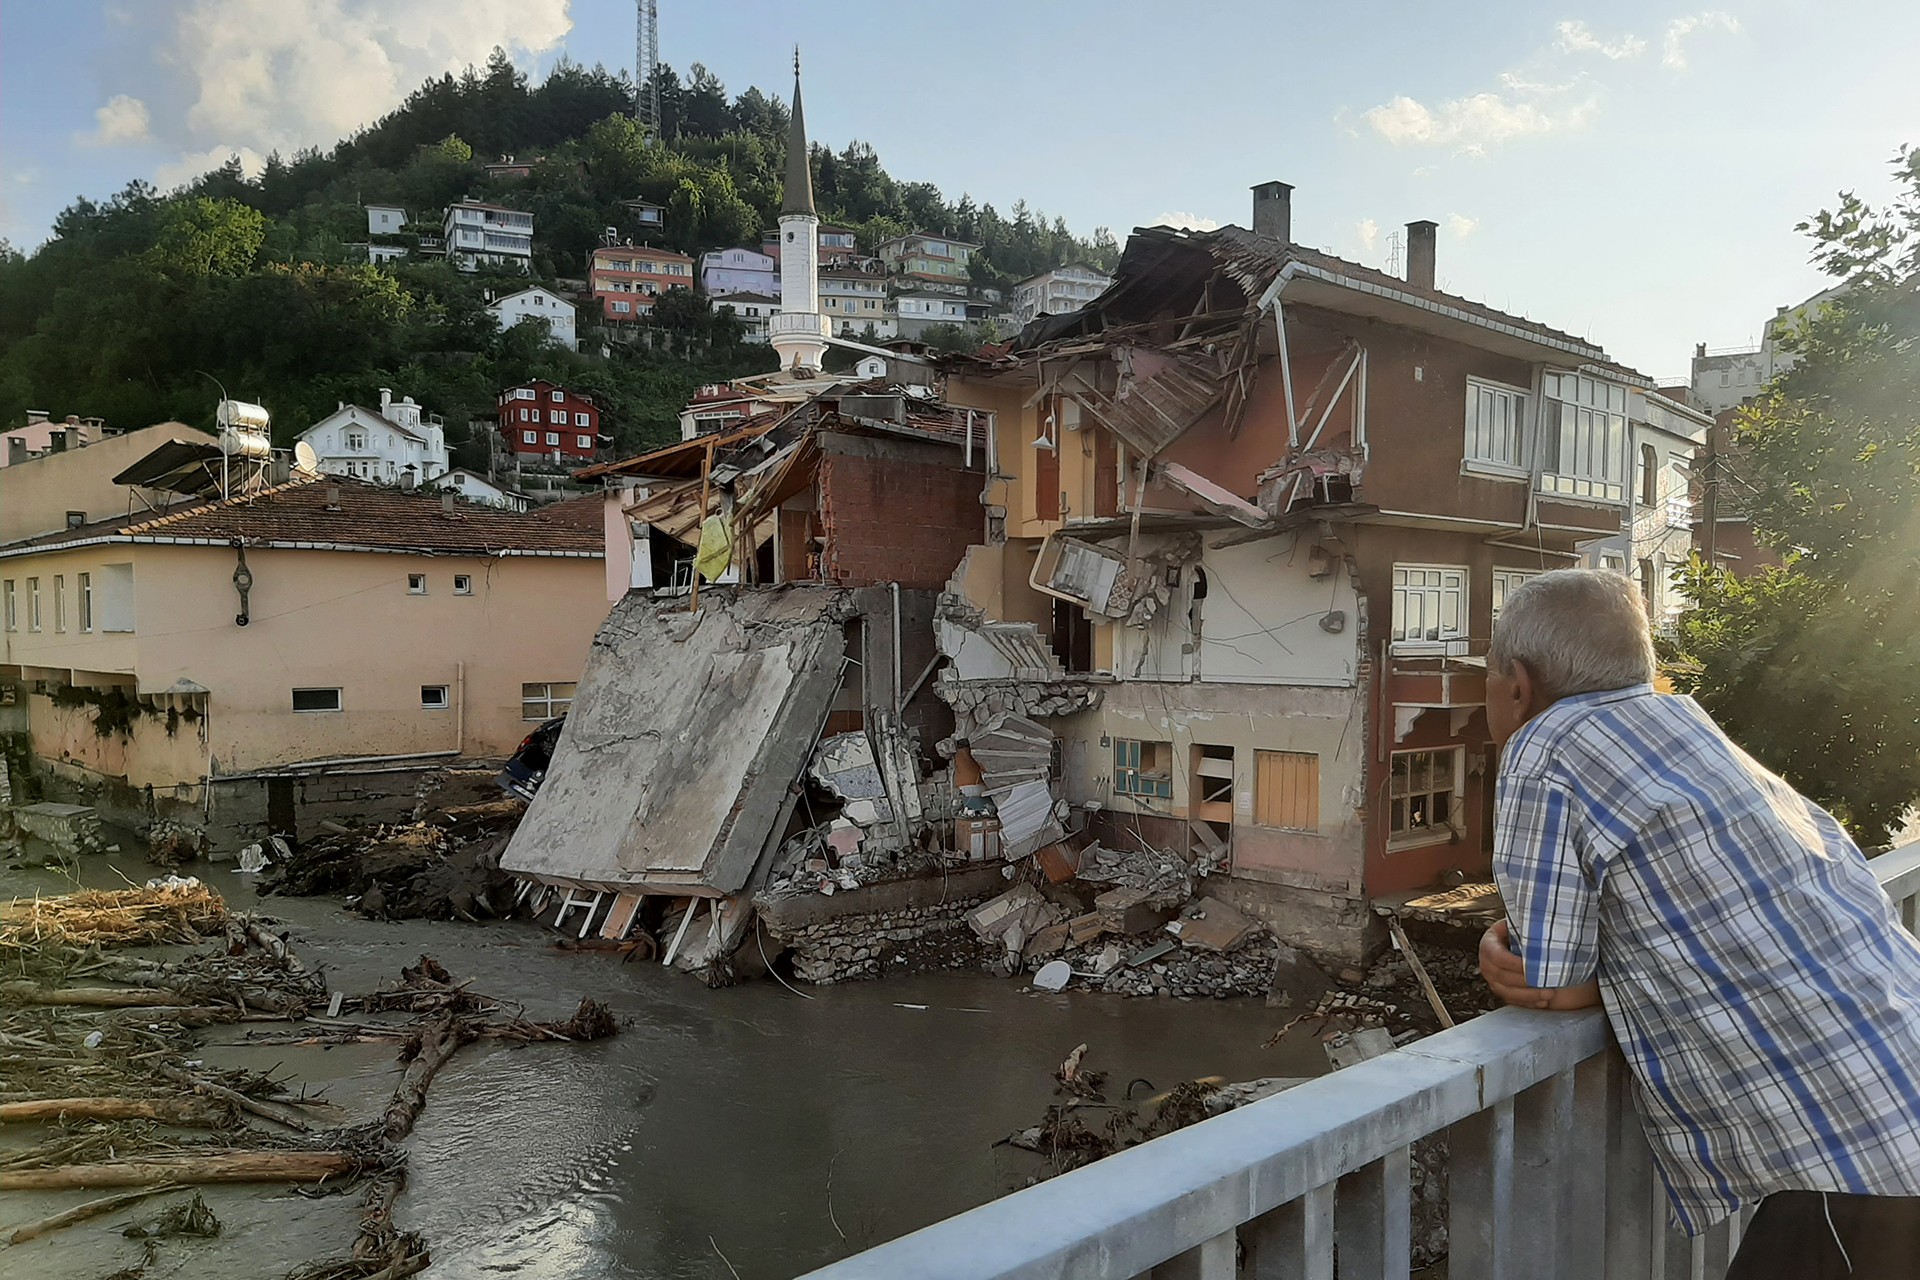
(0, 51), (1120, 458)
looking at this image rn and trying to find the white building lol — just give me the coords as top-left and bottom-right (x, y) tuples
(1012, 262), (1114, 325)
(713, 293), (778, 344)
(488, 286), (577, 350)
(366, 204), (407, 237)
(820, 267), (895, 338)
(1582, 390), (1711, 627)
(1688, 284), (1847, 415)
(893, 290), (970, 339)
(298, 389), (451, 485)
(444, 201), (534, 273)
(769, 66), (830, 372)
(432, 468), (529, 512)
(701, 247), (778, 298)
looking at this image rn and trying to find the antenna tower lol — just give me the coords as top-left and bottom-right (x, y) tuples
(635, 0), (660, 132)
(1385, 229), (1403, 276)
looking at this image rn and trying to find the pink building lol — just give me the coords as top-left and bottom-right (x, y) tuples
(2, 413), (107, 467)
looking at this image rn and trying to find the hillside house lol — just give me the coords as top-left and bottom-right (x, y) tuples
(877, 232), (978, 295)
(700, 246), (779, 298)
(487, 286), (577, 350)
(1012, 263), (1115, 325)
(590, 245), (696, 320)
(298, 390), (450, 484)
(499, 380), (602, 464)
(444, 201), (534, 273)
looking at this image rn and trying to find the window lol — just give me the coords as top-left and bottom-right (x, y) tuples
(26, 577), (40, 631)
(1389, 749), (1463, 847)
(575, 435), (593, 449)
(1491, 569), (1543, 621)
(551, 391), (565, 402)
(421, 685), (450, 709)
(1391, 565), (1467, 649)
(1640, 443), (1659, 506)
(407, 574), (427, 595)
(518, 408), (530, 422)
(2, 579), (13, 631)
(522, 681), (577, 721)
(1464, 378), (1528, 473)
(79, 572), (92, 632)
(453, 575), (472, 596)
(292, 688), (343, 713)
(1600, 552), (1626, 573)
(1538, 372), (1627, 502)
(1112, 738), (1174, 799)
(98, 564), (134, 632)
(574, 412), (589, 426)
(523, 431), (537, 444)
(1639, 558), (1657, 612)
(514, 388), (534, 400)
(545, 432), (560, 446)
(52, 575), (64, 633)
(1720, 372), (1730, 387)
(549, 410), (565, 424)
(1255, 750), (1319, 831)
(346, 430), (367, 451)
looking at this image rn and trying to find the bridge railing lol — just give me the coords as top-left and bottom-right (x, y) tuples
(798, 840), (1920, 1280)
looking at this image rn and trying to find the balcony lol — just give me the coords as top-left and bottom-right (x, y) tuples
(798, 842), (1920, 1280)
(769, 311), (830, 340)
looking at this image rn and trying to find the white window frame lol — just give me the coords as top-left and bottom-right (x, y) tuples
(1538, 371), (1628, 503)
(550, 391), (565, 402)
(26, 576), (40, 632)
(292, 687), (343, 713)
(515, 388), (535, 400)
(522, 431), (537, 444)
(407, 573), (427, 595)
(545, 432), (560, 446)
(521, 681), (577, 721)
(421, 685), (450, 710)
(1391, 564), (1468, 652)
(2, 579), (14, 632)
(1463, 377), (1529, 477)
(1491, 569), (1543, 622)
(1388, 747), (1465, 850)
(52, 575), (64, 633)
(549, 410), (565, 424)
(453, 574), (473, 596)
(576, 435), (593, 449)
(79, 572), (93, 632)
(574, 412), (589, 426)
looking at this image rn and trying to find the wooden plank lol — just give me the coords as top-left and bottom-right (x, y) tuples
(598, 892), (643, 941)
(1387, 916), (1456, 1029)
(1334, 1148), (1411, 1279)
(1244, 1183), (1334, 1280)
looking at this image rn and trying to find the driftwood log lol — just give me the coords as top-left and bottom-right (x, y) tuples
(0, 1097), (218, 1126)
(0, 984), (190, 1008)
(0, 1150), (358, 1191)
(3, 1183), (189, 1245)
(382, 1013), (478, 1141)
(159, 1066), (312, 1133)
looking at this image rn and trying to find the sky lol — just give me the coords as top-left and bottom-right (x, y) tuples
(2, 0), (1916, 380)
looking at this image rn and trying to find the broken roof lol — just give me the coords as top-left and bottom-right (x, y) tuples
(0, 477), (604, 559)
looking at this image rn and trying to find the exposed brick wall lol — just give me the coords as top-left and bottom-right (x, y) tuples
(818, 443), (982, 590)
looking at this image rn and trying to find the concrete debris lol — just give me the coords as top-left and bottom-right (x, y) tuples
(1204, 1077), (1312, 1116)
(1324, 1027), (1396, 1071)
(1029, 932), (1290, 999)
(146, 818), (212, 869)
(9, 802), (106, 863)
(1074, 843), (1191, 905)
(809, 733), (893, 818)
(1165, 896), (1260, 954)
(260, 802), (524, 922)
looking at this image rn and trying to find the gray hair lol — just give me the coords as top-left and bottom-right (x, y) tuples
(1488, 568), (1655, 699)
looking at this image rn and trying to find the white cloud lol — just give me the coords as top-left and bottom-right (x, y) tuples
(1555, 20), (1646, 60)
(83, 95), (152, 146)
(155, 145), (269, 191)
(1448, 214), (1479, 239)
(1362, 92), (1567, 149)
(139, 0), (572, 185)
(1356, 218), (1380, 255)
(1153, 211), (1219, 232)
(1663, 11), (1739, 70)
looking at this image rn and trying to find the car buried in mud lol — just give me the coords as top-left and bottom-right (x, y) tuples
(497, 715), (565, 802)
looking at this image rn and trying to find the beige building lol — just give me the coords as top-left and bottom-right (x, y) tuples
(0, 478), (607, 831)
(0, 422), (215, 545)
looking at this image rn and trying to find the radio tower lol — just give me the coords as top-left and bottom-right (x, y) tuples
(634, 0), (660, 133)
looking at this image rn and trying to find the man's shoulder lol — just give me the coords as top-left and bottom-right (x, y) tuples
(1503, 685), (1686, 780)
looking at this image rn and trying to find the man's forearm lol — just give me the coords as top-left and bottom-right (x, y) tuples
(1538, 980), (1603, 1011)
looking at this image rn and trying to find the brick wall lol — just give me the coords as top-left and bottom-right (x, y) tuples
(817, 435), (982, 590)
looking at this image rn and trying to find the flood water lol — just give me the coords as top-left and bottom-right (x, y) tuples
(5, 854), (1324, 1279)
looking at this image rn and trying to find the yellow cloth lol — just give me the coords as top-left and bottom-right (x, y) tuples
(694, 514), (733, 582)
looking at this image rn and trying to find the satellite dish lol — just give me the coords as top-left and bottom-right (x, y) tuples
(293, 441), (320, 475)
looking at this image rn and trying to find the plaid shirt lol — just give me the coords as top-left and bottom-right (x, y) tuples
(1494, 684), (1920, 1233)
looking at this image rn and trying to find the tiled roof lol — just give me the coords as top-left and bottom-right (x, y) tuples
(0, 478), (602, 558)
(532, 492), (606, 529)
(593, 245), (695, 263)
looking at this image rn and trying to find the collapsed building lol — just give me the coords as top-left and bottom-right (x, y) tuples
(507, 180), (1662, 977)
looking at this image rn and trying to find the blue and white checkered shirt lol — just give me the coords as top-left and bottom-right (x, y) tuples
(1494, 684), (1920, 1234)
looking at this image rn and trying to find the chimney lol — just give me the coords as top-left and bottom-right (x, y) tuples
(1695, 342), (1707, 358)
(1251, 181), (1293, 243)
(25, 409), (47, 425)
(379, 388), (392, 413)
(325, 485), (342, 511)
(49, 430), (70, 453)
(441, 492), (457, 517)
(6, 437), (24, 465)
(1405, 220), (1438, 291)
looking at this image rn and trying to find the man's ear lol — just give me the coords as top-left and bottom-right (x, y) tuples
(1508, 658), (1541, 716)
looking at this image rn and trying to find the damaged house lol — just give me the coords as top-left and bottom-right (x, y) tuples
(499, 385), (994, 969)
(937, 182), (1653, 962)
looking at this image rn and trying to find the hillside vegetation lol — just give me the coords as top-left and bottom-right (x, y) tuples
(0, 52), (1118, 459)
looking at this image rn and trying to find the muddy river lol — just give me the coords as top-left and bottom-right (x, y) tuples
(5, 853), (1324, 1280)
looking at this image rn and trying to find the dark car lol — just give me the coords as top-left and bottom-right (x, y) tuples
(498, 716), (565, 802)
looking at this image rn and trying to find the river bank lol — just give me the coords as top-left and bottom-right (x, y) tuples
(3, 848), (1324, 1280)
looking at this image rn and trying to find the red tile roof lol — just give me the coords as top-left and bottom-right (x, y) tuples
(1, 478), (603, 557)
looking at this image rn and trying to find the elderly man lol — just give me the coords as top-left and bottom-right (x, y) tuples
(1478, 568), (1920, 1278)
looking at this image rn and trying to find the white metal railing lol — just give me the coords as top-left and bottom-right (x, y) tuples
(799, 841), (1920, 1280)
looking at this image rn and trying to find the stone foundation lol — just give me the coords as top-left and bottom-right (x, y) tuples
(11, 802), (107, 860)
(757, 863), (1009, 985)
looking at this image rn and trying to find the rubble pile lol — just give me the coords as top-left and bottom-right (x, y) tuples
(6, 801), (108, 864)
(145, 817), (212, 869)
(260, 801), (524, 921)
(936, 679), (1102, 737)
(1359, 938), (1501, 1023)
(771, 895), (998, 985)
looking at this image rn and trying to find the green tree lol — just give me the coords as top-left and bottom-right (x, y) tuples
(149, 196), (268, 276)
(1671, 144), (1920, 844)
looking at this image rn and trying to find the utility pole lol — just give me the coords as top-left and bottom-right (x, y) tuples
(635, 0), (660, 134)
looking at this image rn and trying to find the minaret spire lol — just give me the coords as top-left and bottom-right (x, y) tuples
(782, 50), (815, 217)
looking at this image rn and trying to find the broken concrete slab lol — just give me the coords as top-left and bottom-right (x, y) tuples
(1204, 1077), (1313, 1116)
(1324, 1027), (1396, 1072)
(501, 588), (852, 897)
(1165, 895), (1260, 953)
(11, 802), (106, 860)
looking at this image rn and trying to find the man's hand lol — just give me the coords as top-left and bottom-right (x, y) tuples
(1479, 920), (1603, 1011)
